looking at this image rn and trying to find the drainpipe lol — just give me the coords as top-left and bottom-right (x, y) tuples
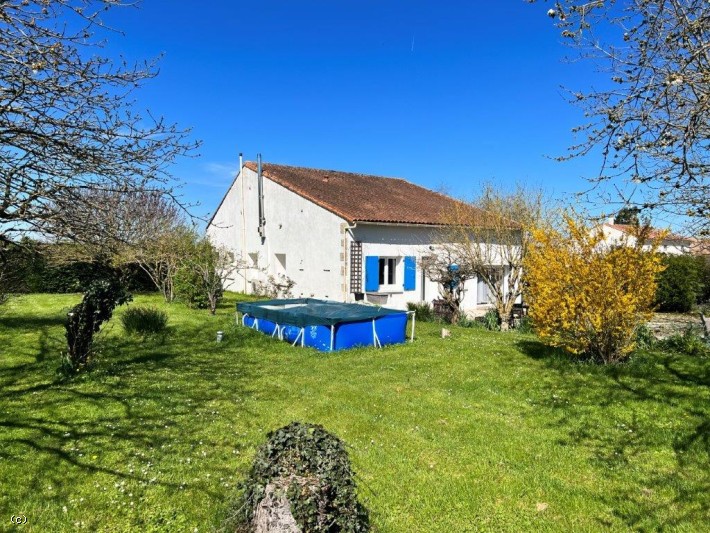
(257, 153), (266, 243)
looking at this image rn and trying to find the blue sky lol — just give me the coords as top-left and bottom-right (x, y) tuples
(99, 1), (617, 222)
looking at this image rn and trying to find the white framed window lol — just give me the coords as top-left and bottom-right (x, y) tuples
(378, 257), (398, 287)
(248, 252), (260, 268)
(274, 253), (286, 276)
(477, 267), (503, 305)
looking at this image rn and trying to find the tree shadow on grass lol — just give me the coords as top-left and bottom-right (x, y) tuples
(0, 312), (264, 513)
(0, 314), (66, 364)
(515, 337), (710, 530)
(0, 314), (66, 329)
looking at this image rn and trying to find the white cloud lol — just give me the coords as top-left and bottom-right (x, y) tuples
(184, 162), (239, 188)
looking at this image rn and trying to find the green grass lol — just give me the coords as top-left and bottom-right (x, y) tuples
(0, 293), (708, 532)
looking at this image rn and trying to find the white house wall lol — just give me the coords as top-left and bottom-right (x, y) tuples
(349, 223), (511, 314)
(600, 225), (690, 255)
(207, 166), (346, 300)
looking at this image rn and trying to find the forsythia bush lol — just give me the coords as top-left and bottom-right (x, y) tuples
(524, 215), (664, 363)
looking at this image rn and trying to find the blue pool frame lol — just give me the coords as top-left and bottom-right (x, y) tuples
(239, 310), (415, 352)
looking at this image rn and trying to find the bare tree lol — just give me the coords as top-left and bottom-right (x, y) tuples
(41, 189), (189, 300)
(48, 189), (185, 262)
(181, 239), (246, 314)
(532, 0), (709, 236)
(0, 0), (198, 252)
(422, 248), (476, 324)
(129, 225), (197, 302)
(440, 185), (547, 330)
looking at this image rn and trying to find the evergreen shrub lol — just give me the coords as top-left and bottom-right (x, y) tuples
(64, 280), (132, 373)
(228, 422), (369, 532)
(655, 255), (703, 312)
(121, 306), (168, 337)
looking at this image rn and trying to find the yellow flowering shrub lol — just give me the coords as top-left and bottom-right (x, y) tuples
(524, 215), (665, 363)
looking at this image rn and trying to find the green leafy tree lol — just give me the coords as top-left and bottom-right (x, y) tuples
(656, 254), (703, 312)
(697, 256), (710, 304)
(175, 237), (243, 314)
(614, 207), (641, 225)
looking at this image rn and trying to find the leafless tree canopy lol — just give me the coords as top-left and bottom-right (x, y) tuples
(422, 247), (476, 324)
(439, 184), (548, 330)
(0, 0), (198, 248)
(534, 0), (709, 235)
(47, 189), (185, 261)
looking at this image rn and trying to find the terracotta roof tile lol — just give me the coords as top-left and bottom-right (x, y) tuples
(244, 162), (485, 226)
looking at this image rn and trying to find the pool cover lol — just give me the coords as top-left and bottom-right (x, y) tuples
(237, 298), (412, 351)
(236, 298), (402, 327)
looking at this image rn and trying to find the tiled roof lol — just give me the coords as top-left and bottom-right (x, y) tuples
(605, 223), (691, 243)
(244, 162), (487, 226)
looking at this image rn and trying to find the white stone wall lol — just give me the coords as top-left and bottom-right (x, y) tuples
(600, 225), (690, 255)
(207, 166), (346, 300)
(348, 223), (513, 314)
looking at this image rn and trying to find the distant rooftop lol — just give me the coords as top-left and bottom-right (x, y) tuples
(604, 223), (691, 243)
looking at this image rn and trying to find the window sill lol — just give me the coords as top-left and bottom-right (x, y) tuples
(368, 288), (403, 295)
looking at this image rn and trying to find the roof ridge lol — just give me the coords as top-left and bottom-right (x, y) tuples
(237, 160), (488, 226)
(244, 160), (410, 182)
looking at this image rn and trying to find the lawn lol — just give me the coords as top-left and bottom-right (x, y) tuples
(0, 293), (708, 532)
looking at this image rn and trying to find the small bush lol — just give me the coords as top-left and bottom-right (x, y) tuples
(515, 315), (534, 334)
(481, 309), (500, 331)
(121, 306), (168, 337)
(407, 301), (436, 322)
(634, 323), (656, 350)
(228, 422), (369, 532)
(251, 273), (295, 299)
(658, 328), (709, 357)
(456, 315), (480, 328)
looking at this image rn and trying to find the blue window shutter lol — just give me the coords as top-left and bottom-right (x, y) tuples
(403, 256), (416, 291)
(365, 256), (380, 292)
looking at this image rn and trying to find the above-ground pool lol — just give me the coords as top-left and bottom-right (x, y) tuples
(236, 298), (413, 352)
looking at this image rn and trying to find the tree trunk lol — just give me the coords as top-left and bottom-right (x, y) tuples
(497, 301), (515, 331)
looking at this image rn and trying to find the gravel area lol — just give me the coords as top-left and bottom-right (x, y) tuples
(647, 312), (705, 339)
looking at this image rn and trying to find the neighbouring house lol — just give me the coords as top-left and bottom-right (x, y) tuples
(600, 218), (693, 255)
(206, 159), (518, 314)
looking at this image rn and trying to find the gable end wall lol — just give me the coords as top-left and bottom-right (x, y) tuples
(207, 167), (347, 299)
